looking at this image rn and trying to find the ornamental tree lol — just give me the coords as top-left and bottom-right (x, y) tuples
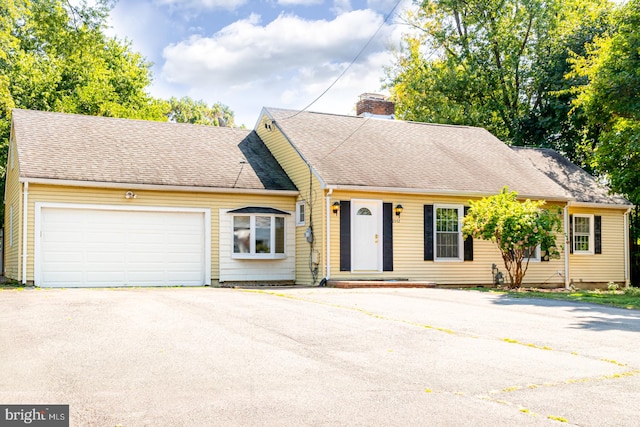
(462, 188), (563, 289)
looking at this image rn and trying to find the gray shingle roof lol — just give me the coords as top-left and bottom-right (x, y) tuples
(265, 108), (572, 200)
(512, 147), (631, 206)
(12, 109), (296, 192)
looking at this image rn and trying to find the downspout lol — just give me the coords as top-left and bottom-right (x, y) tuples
(325, 187), (334, 282)
(624, 207), (632, 288)
(564, 203), (570, 289)
(22, 181), (29, 285)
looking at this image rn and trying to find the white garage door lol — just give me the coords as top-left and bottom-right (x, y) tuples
(37, 206), (208, 287)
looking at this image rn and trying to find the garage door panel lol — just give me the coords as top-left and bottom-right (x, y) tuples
(39, 207), (207, 287)
(128, 234), (167, 245)
(42, 250), (83, 263)
(42, 271), (84, 283)
(86, 232), (126, 244)
(86, 271), (126, 282)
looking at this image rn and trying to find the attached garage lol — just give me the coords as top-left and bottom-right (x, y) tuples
(5, 109), (298, 287)
(35, 204), (211, 287)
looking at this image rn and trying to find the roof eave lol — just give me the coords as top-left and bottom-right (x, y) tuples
(325, 184), (572, 202)
(20, 177), (299, 196)
(569, 200), (634, 210)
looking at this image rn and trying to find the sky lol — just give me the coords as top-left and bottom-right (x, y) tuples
(106, 0), (412, 127)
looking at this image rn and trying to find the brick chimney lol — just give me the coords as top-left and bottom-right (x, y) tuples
(356, 93), (395, 118)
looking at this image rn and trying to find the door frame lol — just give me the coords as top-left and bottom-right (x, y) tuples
(350, 199), (383, 273)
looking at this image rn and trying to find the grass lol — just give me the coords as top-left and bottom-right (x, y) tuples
(471, 286), (640, 310)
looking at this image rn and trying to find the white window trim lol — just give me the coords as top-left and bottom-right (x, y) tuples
(296, 201), (306, 226)
(525, 245), (541, 262)
(573, 214), (594, 255)
(434, 204), (463, 262)
(232, 214), (287, 259)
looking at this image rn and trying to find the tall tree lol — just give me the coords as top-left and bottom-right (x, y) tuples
(0, 0), (167, 172)
(569, 0), (640, 203)
(168, 97), (236, 128)
(0, 0), (237, 174)
(386, 0), (613, 157)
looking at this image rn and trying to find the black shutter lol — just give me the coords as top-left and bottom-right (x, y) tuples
(383, 203), (394, 271)
(569, 214), (573, 254)
(424, 205), (434, 261)
(463, 206), (473, 261)
(339, 201), (351, 271)
(594, 215), (602, 254)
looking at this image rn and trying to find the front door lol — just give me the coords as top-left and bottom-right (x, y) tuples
(351, 199), (382, 272)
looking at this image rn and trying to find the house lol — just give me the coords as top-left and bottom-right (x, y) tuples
(4, 97), (632, 288)
(4, 109), (298, 287)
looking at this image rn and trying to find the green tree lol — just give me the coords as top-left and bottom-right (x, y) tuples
(462, 188), (563, 289)
(569, 0), (640, 203)
(386, 0), (614, 154)
(167, 97), (235, 127)
(0, 0), (170, 175)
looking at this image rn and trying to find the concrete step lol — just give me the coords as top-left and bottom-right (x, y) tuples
(327, 280), (436, 289)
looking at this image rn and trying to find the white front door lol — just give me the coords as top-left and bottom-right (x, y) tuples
(351, 199), (382, 272)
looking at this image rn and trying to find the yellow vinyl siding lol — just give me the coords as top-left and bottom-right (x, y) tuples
(20, 184), (295, 285)
(257, 114), (325, 285)
(326, 191), (566, 286)
(568, 207), (627, 284)
(4, 136), (22, 281)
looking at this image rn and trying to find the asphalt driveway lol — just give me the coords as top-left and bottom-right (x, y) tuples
(1, 287), (639, 426)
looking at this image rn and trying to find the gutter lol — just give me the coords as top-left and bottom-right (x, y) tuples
(22, 181), (28, 285)
(569, 201), (634, 210)
(564, 203), (570, 289)
(18, 177), (299, 197)
(321, 184), (571, 202)
(624, 207), (632, 288)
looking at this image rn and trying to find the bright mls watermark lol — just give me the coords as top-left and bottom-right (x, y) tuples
(1, 405), (68, 426)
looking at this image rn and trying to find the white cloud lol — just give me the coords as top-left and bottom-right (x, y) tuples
(277, 0), (323, 5)
(332, 0), (352, 15)
(156, 6), (406, 126)
(162, 10), (388, 86)
(155, 0), (247, 10)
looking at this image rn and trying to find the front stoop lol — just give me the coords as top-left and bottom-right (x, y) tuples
(327, 280), (436, 289)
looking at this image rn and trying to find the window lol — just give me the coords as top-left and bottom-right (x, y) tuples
(233, 215), (286, 258)
(524, 245), (540, 262)
(573, 214), (594, 254)
(357, 207), (372, 216)
(435, 205), (463, 260)
(296, 201), (306, 226)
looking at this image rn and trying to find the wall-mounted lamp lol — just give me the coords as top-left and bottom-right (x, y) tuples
(125, 191), (137, 199)
(332, 201), (340, 216)
(394, 204), (403, 217)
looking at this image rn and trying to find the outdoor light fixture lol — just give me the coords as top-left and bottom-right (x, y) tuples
(125, 191), (137, 199)
(491, 263), (504, 285)
(332, 201), (340, 216)
(394, 204), (404, 217)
